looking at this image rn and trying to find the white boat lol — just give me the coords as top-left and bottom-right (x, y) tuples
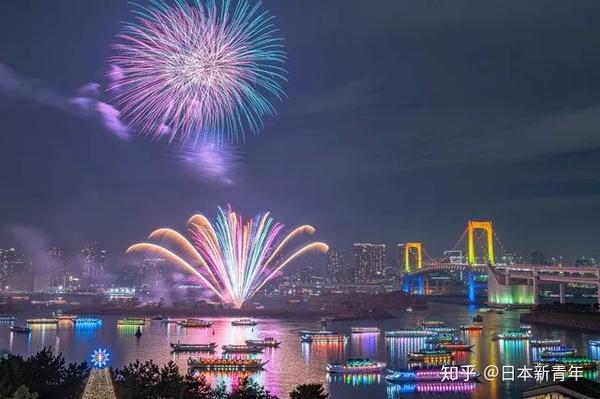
(351, 327), (380, 334)
(406, 307), (414, 312)
(245, 338), (281, 348)
(231, 318), (257, 326)
(326, 358), (386, 373)
(386, 367), (480, 383)
(222, 344), (264, 354)
(302, 334), (348, 343)
(179, 319), (213, 328)
(297, 329), (336, 336)
(385, 329), (436, 338)
(531, 337), (561, 347)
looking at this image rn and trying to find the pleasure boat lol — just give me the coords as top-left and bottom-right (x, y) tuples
(170, 342), (217, 353)
(297, 329), (336, 336)
(26, 318), (58, 325)
(540, 347), (577, 358)
(222, 344), (264, 354)
(351, 327), (381, 334)
(385, 329), (436, 338)
(418, 320), (445, 328)
(187, 357), (267, 371)
(436, 342), (474, 352)
(179, 319), (213, 328)
(460, 324), (483, 331)
(245, 338), (281, 348)
(231, 318), (257, 326)
(326, 358), (386, 373)
(530, 337), (562, 347)
(301, 334), (348, 343)
(534, 357), (598, 371)
(0, 314), (16, 322)
(492, 330), (531, 340)
(117, 318), (146, 326)
(385, 367), (480, 383)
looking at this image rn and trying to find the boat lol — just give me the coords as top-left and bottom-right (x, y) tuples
(10, 325), (31, 333)
(436, 342), (474, 352)
(426, 333), (456, 345)
(326, 358), (386, 373)
(151, 315), (165, 321)
(179, 319), (213, 328)
(540, 347), (577, 358)
(589, 339), (600, 347)
(57, 314), (77, 322)
(222, 344), (264, 354)
(460, 324), (483, 331)
(170, 342), (218, 353)
(297, 329), (336, 336)
(187, 357), (267, 371)
(530, 337), (562, 347)
(406, 307), (414, 312)
(117, 318), (146, 326)
(407, 349), (454, 365)
(26, 318), (58, 325)
(492, 330), (531, 340)
(385, 329), (436, 338)
(245, 338), (281, 348)
(161, 318), (180, 324)
(231, 318), (257, 326)
(301, 334), (348, 343)
(534, 357), (598, 371)
(519, 324), (532, 330)
(135, 327), (142, 338)
(418, 320), (445, 328)
(74, 317), (101, 325)
(386, 367), (480, 383)
(472, 315), (483, 322)
(0, 314), (16, 322)
(351, 327), (381, 334)
(423, 326), (457, 334)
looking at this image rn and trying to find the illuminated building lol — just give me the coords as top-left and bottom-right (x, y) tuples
(353, 243), (386, 283)
(0, 248), (29, 291)
(529, 250), (545, 265)
(81, 242), (107, 278)
(326, 249), (346, 282)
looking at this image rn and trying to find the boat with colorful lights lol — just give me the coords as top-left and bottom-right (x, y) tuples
(385, 329), (436, 338)
(530, 337), (562, 347)
(245, 338), (281, 348)
(385, 367), (480, 383)
(326, 358), (386, 373)
(117, 318), (146, 326)
(423, 326), (457, 334)
(222, 344), (264, 354)
(351, 327), (381, 334)
(426, 333), (456, 345)
(26, 318), (58, 325)
(407, 349), (454, 363)
(187, 357), (267, 371)
(436, 342), (474, 352)
(10, 325), (31, 333)
(231, 318), (257, 326)
(519, 324), (532, 330)
(492, 330), (531, 340)
(297, 329), (336, 336)
(74, 317), (101, 325)
(0, 314), (16, 322)
(170, 342), (217, 353)
(460, 324), (483, 331)
(534, 357), (598, 371)
(178, 319), (213, 328)
(540, 347), (577, 358)
(301, 334), (348, 343)
(418, 320), (445, 328)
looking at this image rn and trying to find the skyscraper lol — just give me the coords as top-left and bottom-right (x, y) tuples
(81, 242), (107, 278)
(47, 247), (66, 278)
(0, 248), (29, 291)
(353, 243), (386, 283)
(326, 249), (346, 282)
(529, 250), (545, 265)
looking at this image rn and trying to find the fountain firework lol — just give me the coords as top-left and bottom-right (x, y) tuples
(127, 207), (328, 308)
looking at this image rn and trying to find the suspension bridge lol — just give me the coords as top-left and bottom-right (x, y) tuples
(399, 220), (600, 307)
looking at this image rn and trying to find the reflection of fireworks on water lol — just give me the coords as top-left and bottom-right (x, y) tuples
(127, 207), (328, 308)
(110, 0), (286, 143)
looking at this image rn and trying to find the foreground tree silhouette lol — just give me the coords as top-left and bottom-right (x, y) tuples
(289, 384), (328, 399)
(228, 377), (278, 399)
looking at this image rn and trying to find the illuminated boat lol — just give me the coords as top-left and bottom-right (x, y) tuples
(589, 339), (600, 347)
(351, 327), (381, 334)
(0, 314), (16, 322)
(170, 342), (217, 353)
(151, 315), (164, 321)
(56, 314), (77, 321)
(492, 330), (531, 340)
(161, 318), (180, 324)
(222, 344), (264, 354)
(117, 318), (146, 326)
(530, 337), (562, 347)
(460, 324), (483, 331)
(187, 357), (267, 371)
(385, 367), (480, 383)
(74, 317), (101, 325)
(26, 318), (58, 325)
(540, 347), (577, 358)
(326, 358), (387, 373)
(519, 324), (532, 330)
(231, 318), (257, 326)
(407, 349), (454, 364)
(385, 329), (436, 338)
(423, 326), (457, 334)
(418, 320), (445, 328)
(301, 334), (349, 343)
(436, 342), (474, 352)
(534, 357), (598, 371)
(426, 333), (456, 344)
(298, 329), (336, 336)
(179, 319), (213, 328)
(245, 338), (281, 348)
(10, 325), (31, 333)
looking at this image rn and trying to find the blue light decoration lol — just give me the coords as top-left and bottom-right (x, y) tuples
(90, 348), (110, 368)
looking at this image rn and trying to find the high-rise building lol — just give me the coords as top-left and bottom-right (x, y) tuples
(300, 263), (313, 283)
(326, 249), (346, 282)
(353, 243), (386, 283)
(81, 242), (107, 278)
(529, 250), (545, 266)
(0, 248), (29, 290)
(47, 247), (67, 278)
(140, 258), (166, 289)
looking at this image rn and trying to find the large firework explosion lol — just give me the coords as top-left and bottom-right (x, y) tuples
(110, 0), (286, 144)
(127, 207), (328, 308)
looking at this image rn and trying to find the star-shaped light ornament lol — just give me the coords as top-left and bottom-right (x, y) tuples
(90, 348), (110, 368)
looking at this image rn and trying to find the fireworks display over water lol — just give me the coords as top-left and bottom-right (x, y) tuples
(127, 207), (328, 308)
(110, 0), (287, 144)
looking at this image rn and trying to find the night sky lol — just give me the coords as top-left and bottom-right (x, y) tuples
(2, 0), (600, 263)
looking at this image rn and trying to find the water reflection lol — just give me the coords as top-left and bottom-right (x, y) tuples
(327, 372), (382, 386)
(387, 382), (477, 396)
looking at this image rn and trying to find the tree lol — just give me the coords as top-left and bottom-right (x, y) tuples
(228, 377), (278, 399)
(11, 385), (38, 399)
(289, 384), (328, 399)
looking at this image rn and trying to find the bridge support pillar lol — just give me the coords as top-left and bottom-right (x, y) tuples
(533, 277), (540, 306)
(559, 283), (565, 304)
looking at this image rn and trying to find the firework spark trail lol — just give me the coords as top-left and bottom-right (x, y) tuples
(127, 207), (327, 308)
(110, 0), (286, 144)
